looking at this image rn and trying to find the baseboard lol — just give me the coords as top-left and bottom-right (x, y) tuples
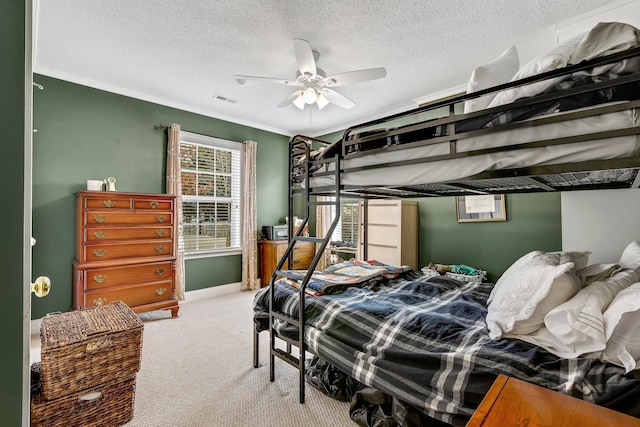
(30, 281), (246, 336)
(184, 281), (243, 302)
(31, 318), (41, 338)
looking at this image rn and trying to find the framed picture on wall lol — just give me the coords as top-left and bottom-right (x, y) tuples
(456, 194), (506, 222)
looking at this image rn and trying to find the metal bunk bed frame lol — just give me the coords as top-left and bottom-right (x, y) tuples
(252, 135), (342, 403)
(253, 45), (640, 405)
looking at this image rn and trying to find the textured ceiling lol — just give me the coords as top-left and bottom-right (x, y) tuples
(34, 0), (623, 137)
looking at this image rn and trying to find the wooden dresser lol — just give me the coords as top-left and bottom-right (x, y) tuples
(467, 374), (640, 427)
(259, 239), (315, 287)
(72, 191), (179, 317)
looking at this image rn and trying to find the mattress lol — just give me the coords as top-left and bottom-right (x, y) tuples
(308, 105), (640, 189)
(254, 271), (640, 426)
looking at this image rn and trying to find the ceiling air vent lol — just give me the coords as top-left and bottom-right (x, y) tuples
(212, 94), (239, 104)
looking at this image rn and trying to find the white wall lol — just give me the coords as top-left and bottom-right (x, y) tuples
(558, 1), (640, 262)
(555, 0), (640, 42)
(562, 189), (640, 263)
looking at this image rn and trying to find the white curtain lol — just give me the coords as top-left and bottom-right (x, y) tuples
(241, 140), (259, 290)
(166, 124), (186, 300)
(316, 196), (334, 270)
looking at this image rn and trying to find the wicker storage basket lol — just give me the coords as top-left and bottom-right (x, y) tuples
(421, 268), (485, 283)
(39, 301), (143, 400)
(31, 362), (136, 427)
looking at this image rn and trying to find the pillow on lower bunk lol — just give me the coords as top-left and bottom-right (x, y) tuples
(463, 45), (519, 113)
(601, 282), (640, 372)
(486, 250), (589, 304)
(576, 262), (622, 287)
(486, 251), (585, 339)
(543, 267), (640, 356)
(551, 250), (591, 272)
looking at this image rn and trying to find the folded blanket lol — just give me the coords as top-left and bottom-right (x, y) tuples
(282, 260), (412, 295)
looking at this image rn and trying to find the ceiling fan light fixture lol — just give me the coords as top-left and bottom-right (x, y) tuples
(293, 94), (306, 110)
(239, 39), (386, 112)
(316, 93), (329, 110)
(302, 87), (317, 104)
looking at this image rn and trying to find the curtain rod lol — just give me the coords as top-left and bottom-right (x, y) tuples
(155, 124), (244, 144)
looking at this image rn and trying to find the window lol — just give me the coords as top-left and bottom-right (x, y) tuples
(330, 200), (359, 245)
(179, 131), (242, 256)
(339, 202), (358, 245)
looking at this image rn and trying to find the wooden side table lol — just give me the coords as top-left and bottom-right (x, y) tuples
(259, 239), (315, 287)
(467, 374), (640, 427)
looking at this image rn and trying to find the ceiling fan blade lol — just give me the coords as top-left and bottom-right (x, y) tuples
(324, 67), (387, 86)
(234, 75), (300, 86)
(293, 38), (317, 76)
(277, 90), (303, 108)
(323, 89), (355, 109)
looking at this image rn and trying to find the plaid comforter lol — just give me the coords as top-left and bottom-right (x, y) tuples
(254, 272), (640, 426)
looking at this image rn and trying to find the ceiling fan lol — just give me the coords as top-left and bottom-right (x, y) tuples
(234, 39), (387, 110)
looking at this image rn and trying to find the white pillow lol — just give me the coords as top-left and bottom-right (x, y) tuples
(463, 45), (519, 113)
(487, 32), (586, 108)
(577, 263), (622, 286)
(550, 250), (591, 271)
(487, 250), (543, 304)
(543, 268), (640, 357)
(487, 250), (589, 304)
(571, 22), (640, 64)
(486, 251), (576, 339)
(601, 282), (640, 372)
(509, 271), (581, 335)
(619, 241), (640, 270)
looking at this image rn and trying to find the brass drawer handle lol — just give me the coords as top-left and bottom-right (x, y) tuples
(93, 297), (107, 307)
(155, 245), (166, 253)
(93, 274), (107, 283)
(93, 215), (106, 223)
(103, 200), (116, 208)
(156, 215), (167, 223)
(155, 268), (167, 275)
(155, 288), (166, 296)
(93, 231), (107, 239)
(93, 249), (107, 257)
(156, 229), (166, 237)
(149, 201), (159, 209)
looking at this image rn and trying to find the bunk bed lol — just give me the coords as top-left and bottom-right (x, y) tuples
(253, 22), (640, 426)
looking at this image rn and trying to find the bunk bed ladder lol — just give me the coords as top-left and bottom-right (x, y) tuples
(267, 136), (342, 404)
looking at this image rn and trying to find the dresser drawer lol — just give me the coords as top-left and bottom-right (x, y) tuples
(85, 226), (173, 242)
(83, 195), (174, 211)
(84, 280), (174, 308)
(83, 196), (132, 210)
(84, 211), (173, 226)
(291, 245), (314, 268)
(81, 261), (173, 290)
(275, 242), (314, 269)
(83, 241), (173, 262)
(132, 197), (174, 211)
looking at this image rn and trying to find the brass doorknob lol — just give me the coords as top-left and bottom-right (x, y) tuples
(31, 276), (51, 298)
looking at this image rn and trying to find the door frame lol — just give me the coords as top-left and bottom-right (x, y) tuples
(22, 0), (33, 424)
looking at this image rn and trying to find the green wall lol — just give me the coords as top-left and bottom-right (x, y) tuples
(1, 1), (26, 425)
(31, 75), (290, 319)
(30, 63), (564, 318)
(417, 193), (562, 282)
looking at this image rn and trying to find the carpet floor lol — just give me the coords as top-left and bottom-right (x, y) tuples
(124, 288), (353, 427)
